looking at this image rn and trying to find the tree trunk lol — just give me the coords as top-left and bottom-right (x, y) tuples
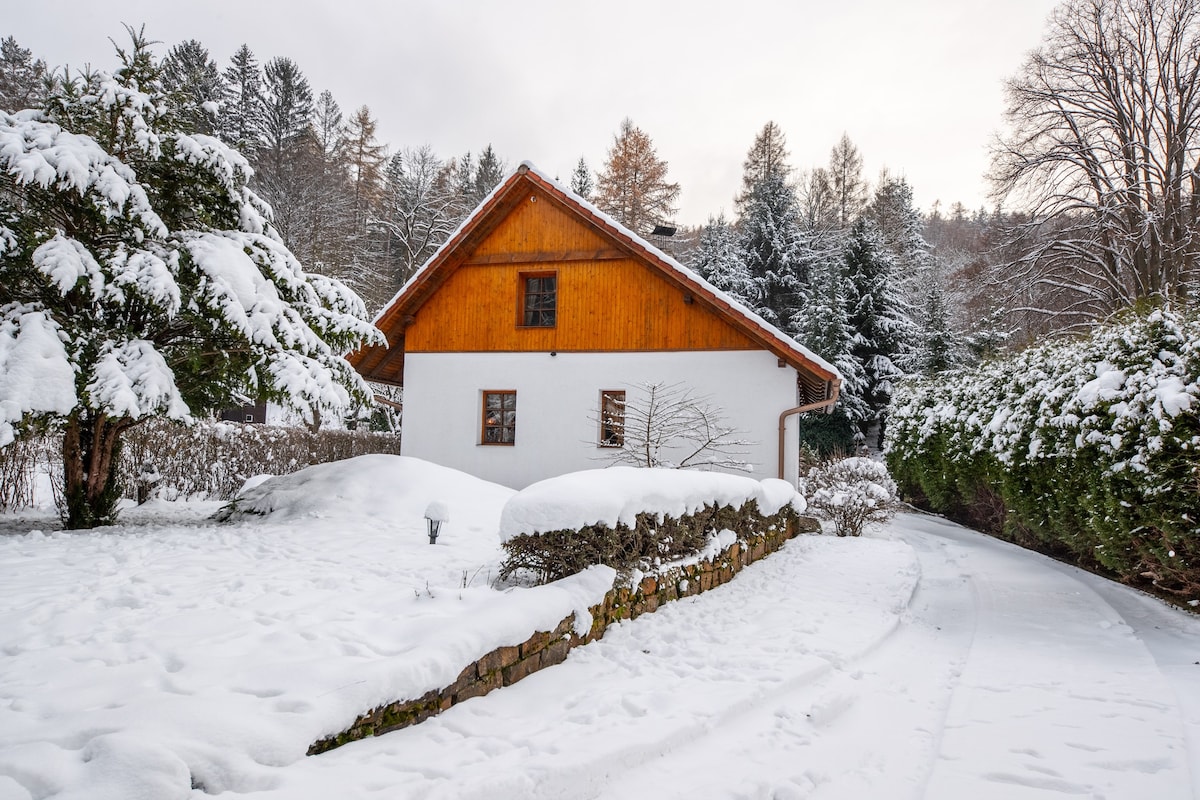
(62, 411), (133, 529)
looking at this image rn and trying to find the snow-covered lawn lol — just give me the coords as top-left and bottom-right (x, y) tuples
(1, 455), (1198, 799)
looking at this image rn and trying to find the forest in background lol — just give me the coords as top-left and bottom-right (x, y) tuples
(3, 0), (1198, 454)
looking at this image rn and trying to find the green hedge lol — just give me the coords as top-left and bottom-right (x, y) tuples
(885, 307), (1200, 599)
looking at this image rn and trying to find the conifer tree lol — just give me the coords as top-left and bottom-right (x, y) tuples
(473, 144), (504, 206)
(691, 213), (753, 302)
(252, 57), (316, 257)
(867, 176), (932, 306)
(570, 156), (593, 200)
(344, 108), (387, 200)
(0, 36), (47, 112)
(453, 151), (476, 204)
(794, 252), (867, 453)
(0, 29), (380, 527)
(257, 56), (313, 172)
(342, 105), (389, 307)
(843, 217), (916, 435)
(304, 90), (356, 285)
(737, 121), (789, 205)
(735, 123), (806, 331)
(218, 44), (262, 155)
(594, 118), (680, 233)
(917, 277), (963, 373)
(160, 40), (224, 135)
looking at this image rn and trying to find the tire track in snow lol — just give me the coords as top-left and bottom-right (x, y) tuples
(584, 517), (980, 799)
(898, 513), (1194, 800)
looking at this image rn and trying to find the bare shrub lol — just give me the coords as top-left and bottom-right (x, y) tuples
(0, 420), (402, 510)
(597, 382), (754, 471)
(116, 420), (402, 501)
(0, 431), (58, 511)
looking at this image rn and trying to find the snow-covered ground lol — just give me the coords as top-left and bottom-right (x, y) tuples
(1, 457), (1198, 799)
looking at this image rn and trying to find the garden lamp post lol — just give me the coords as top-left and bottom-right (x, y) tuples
(424, 501), (449, 545)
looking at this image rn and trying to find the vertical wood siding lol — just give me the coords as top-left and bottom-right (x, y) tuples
(405, 192), (758, 353)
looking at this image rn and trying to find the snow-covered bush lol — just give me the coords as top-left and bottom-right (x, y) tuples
(802, 457), (898, 537)
(885, 307), (1200, 597)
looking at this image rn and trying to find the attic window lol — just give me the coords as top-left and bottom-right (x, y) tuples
(519, 272), (556, 327)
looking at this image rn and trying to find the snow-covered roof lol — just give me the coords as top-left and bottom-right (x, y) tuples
(354, 161), (841, 388)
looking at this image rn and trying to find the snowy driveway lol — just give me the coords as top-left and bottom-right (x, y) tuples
(251, 512), (1200, 800)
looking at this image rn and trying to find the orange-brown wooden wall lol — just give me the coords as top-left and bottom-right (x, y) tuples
(404, 191), (758, 354)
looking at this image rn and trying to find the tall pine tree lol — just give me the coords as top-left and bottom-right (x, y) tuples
(843, 217), (915, 439)
(0, 36), (47, 112)
(159, 40), (224, 136)
(735, 122), (806, 332)
(217, 44), (262, 155)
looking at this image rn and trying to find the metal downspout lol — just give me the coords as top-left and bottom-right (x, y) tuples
(778, 391), (840, 480)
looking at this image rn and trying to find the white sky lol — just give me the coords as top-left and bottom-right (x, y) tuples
(6, 0), (1062, 226)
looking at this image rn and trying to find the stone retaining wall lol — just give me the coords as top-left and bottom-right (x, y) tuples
(308, 513), (816, 755)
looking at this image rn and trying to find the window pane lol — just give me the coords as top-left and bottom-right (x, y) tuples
(482, 391), (516, 446)
(600, 390), (625, 447)
(522, 274), (556, 327)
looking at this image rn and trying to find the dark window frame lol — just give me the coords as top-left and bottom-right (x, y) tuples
(481, 390), (516, 445)
(599, 389), (625, 448)
(518, 271), (557, 328)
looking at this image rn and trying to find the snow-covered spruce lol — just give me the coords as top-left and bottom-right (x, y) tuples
(498, 467), (805, 583)
(802, 456), (899, 537)
(885, 307), (1200, 595)
(0, 33), (382, 527)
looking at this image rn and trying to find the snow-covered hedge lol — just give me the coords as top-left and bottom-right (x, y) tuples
(885, 307), (1200, 596)
(499, 468), (806, 582)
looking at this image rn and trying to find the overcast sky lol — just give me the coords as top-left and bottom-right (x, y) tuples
(8, 0), (1062, 226)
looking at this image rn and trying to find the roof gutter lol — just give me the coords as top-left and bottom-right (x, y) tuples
(778, 387), (841, 481)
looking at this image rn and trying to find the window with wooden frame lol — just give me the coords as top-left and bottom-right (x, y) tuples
(481, 390), (516, 445)
(518, 272), (556, 327)
(599, 390), (625, 447)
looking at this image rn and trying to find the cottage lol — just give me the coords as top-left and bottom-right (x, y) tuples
(349, 163), (840, 489)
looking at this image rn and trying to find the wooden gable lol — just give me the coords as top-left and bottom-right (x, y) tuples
(349, 164), (839, 394)
(404, 193), (758, 355)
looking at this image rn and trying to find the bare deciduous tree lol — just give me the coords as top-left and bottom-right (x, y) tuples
(597, 382), (754, 472)
(594, 118), (680, 234)
(990, 0), (1200, 327)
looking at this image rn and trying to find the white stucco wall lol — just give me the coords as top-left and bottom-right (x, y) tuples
(401, 351), (805, 489)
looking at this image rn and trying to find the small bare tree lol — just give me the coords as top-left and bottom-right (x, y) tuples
(597, 382), (755, 472)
